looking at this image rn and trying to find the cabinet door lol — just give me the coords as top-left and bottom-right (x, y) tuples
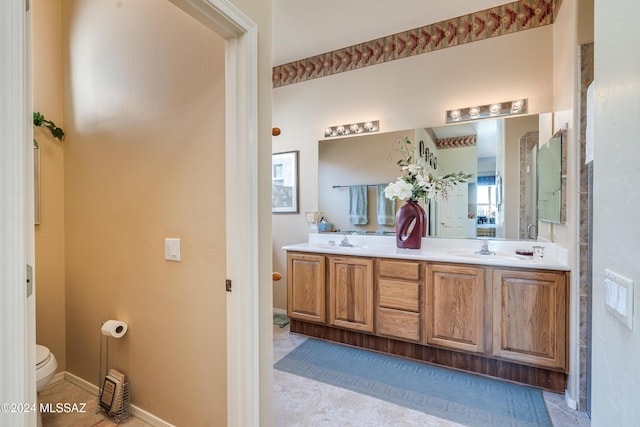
(328, 256), (374, 333)
(287, 253), (326, 323)
(426, 263), (486, 353)
(493, 269), (567, 370)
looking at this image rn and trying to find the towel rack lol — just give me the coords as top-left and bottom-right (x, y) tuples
(332, 184), (383, 189)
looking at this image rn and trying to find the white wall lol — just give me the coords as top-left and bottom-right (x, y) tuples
(591, 0), (640, 424)
(272, 26), (554, 310)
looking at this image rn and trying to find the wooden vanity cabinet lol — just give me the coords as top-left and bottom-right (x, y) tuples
(376, 259), (423, 343)
(492, 268), (568, 371)
(425, 263), (487, 354)
(287, 253), (326, 323)
(286, 250), (570, 391)
(328, 256), (374, 333)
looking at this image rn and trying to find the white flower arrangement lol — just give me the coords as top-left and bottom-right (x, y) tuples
(384, 137), (472, 203)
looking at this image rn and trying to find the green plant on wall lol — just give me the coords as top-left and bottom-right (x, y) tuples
(33, 111), (64, 148)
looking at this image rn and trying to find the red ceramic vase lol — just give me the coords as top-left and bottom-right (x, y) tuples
(396, 200), (427, 249)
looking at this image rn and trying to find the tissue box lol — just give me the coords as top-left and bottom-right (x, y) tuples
(317, 223), (332, 231)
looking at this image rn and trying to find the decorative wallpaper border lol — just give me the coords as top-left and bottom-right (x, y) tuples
(273, 0), (562, 88)
(436, 135), (477, 149)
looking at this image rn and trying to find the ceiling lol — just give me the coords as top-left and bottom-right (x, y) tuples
(273, 0), (512, 65)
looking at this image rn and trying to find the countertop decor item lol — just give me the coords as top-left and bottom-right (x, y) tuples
(395, 199), (425, 249)
(384, 137), (471, 249)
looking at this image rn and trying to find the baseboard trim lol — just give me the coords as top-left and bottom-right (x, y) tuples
(564, 390), (578, 410)
(63, 371), (176, 427)
(273, 308), (287, 316)
(50, 371), (65, 385)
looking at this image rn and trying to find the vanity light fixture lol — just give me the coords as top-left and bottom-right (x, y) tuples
(323, 120), (379, 138)
(446, 99), (528, 124)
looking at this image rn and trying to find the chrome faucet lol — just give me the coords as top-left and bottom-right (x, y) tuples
(339, 234), (353, 247)
(476, 239), (495, 255)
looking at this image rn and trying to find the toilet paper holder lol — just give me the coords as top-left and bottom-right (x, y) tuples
(97, 320), (130, 424)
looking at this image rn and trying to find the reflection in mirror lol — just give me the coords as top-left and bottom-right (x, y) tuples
(318, 115), (542, 239)
(537, 129), (566, 224)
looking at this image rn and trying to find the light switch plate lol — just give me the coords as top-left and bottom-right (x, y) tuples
(604, 269), (633, 330)
(164, 238), (181, 262)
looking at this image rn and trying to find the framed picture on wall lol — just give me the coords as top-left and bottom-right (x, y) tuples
(272, 151), (299, 213)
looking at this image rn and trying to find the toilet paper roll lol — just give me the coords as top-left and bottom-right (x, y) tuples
(101, 320), (128, 338)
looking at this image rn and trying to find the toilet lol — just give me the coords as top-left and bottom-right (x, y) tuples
(36, 344), (57, 391)
(36, 344), (57, 427)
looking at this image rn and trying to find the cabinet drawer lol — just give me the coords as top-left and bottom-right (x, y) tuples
(377, 307), (421, 342)
(378, 259), (420, 281)
(378, 279), (420, 311)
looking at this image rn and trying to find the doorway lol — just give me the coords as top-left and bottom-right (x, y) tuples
(0, 0), (263, 424)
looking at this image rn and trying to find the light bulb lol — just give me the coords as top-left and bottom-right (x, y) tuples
(510, 100), (524, 113)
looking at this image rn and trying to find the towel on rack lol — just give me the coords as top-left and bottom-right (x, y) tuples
(349, 185), (368, 225)
(377, 184), (396, 225)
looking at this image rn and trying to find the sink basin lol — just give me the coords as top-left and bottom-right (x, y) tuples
(449, 251), (523, 262)
(313, 243), (367, 250)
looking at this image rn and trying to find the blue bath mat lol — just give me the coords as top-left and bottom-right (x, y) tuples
(274, 339), (552, 427)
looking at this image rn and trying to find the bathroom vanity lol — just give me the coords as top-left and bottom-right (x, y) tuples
(283, 234), (570, 392)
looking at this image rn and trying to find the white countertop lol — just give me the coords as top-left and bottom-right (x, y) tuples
(283, 233), (570, 271)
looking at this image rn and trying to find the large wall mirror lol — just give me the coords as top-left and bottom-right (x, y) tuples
(537, 128), (566, 224)
(318, 114), (545, 240)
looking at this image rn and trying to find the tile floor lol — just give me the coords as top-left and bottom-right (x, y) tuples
(39, 326), (591, 426)
(273, 324), (591, 427)
(39, 379), (150, 427)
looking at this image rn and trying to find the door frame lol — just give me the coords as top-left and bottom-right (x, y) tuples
(0, 1), (37, 426)
(0, 0), (262, 425)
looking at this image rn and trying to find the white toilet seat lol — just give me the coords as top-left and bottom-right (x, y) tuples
(36, 344), (50, 368)
(35, 344), (57, 391)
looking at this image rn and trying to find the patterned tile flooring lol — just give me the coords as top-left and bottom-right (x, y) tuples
(273, 324), (591, 427)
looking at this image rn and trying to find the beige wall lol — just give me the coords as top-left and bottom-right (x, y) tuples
(33, 0), (273, 424)
(61, 1), (227, 424)
(34, 0), (66, 373)
(577, 0), (594, 44)
(272, 26), (554, 310)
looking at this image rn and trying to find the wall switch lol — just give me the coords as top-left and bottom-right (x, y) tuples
(604, 269), (633, 330)
(164, 238), (181, 262)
